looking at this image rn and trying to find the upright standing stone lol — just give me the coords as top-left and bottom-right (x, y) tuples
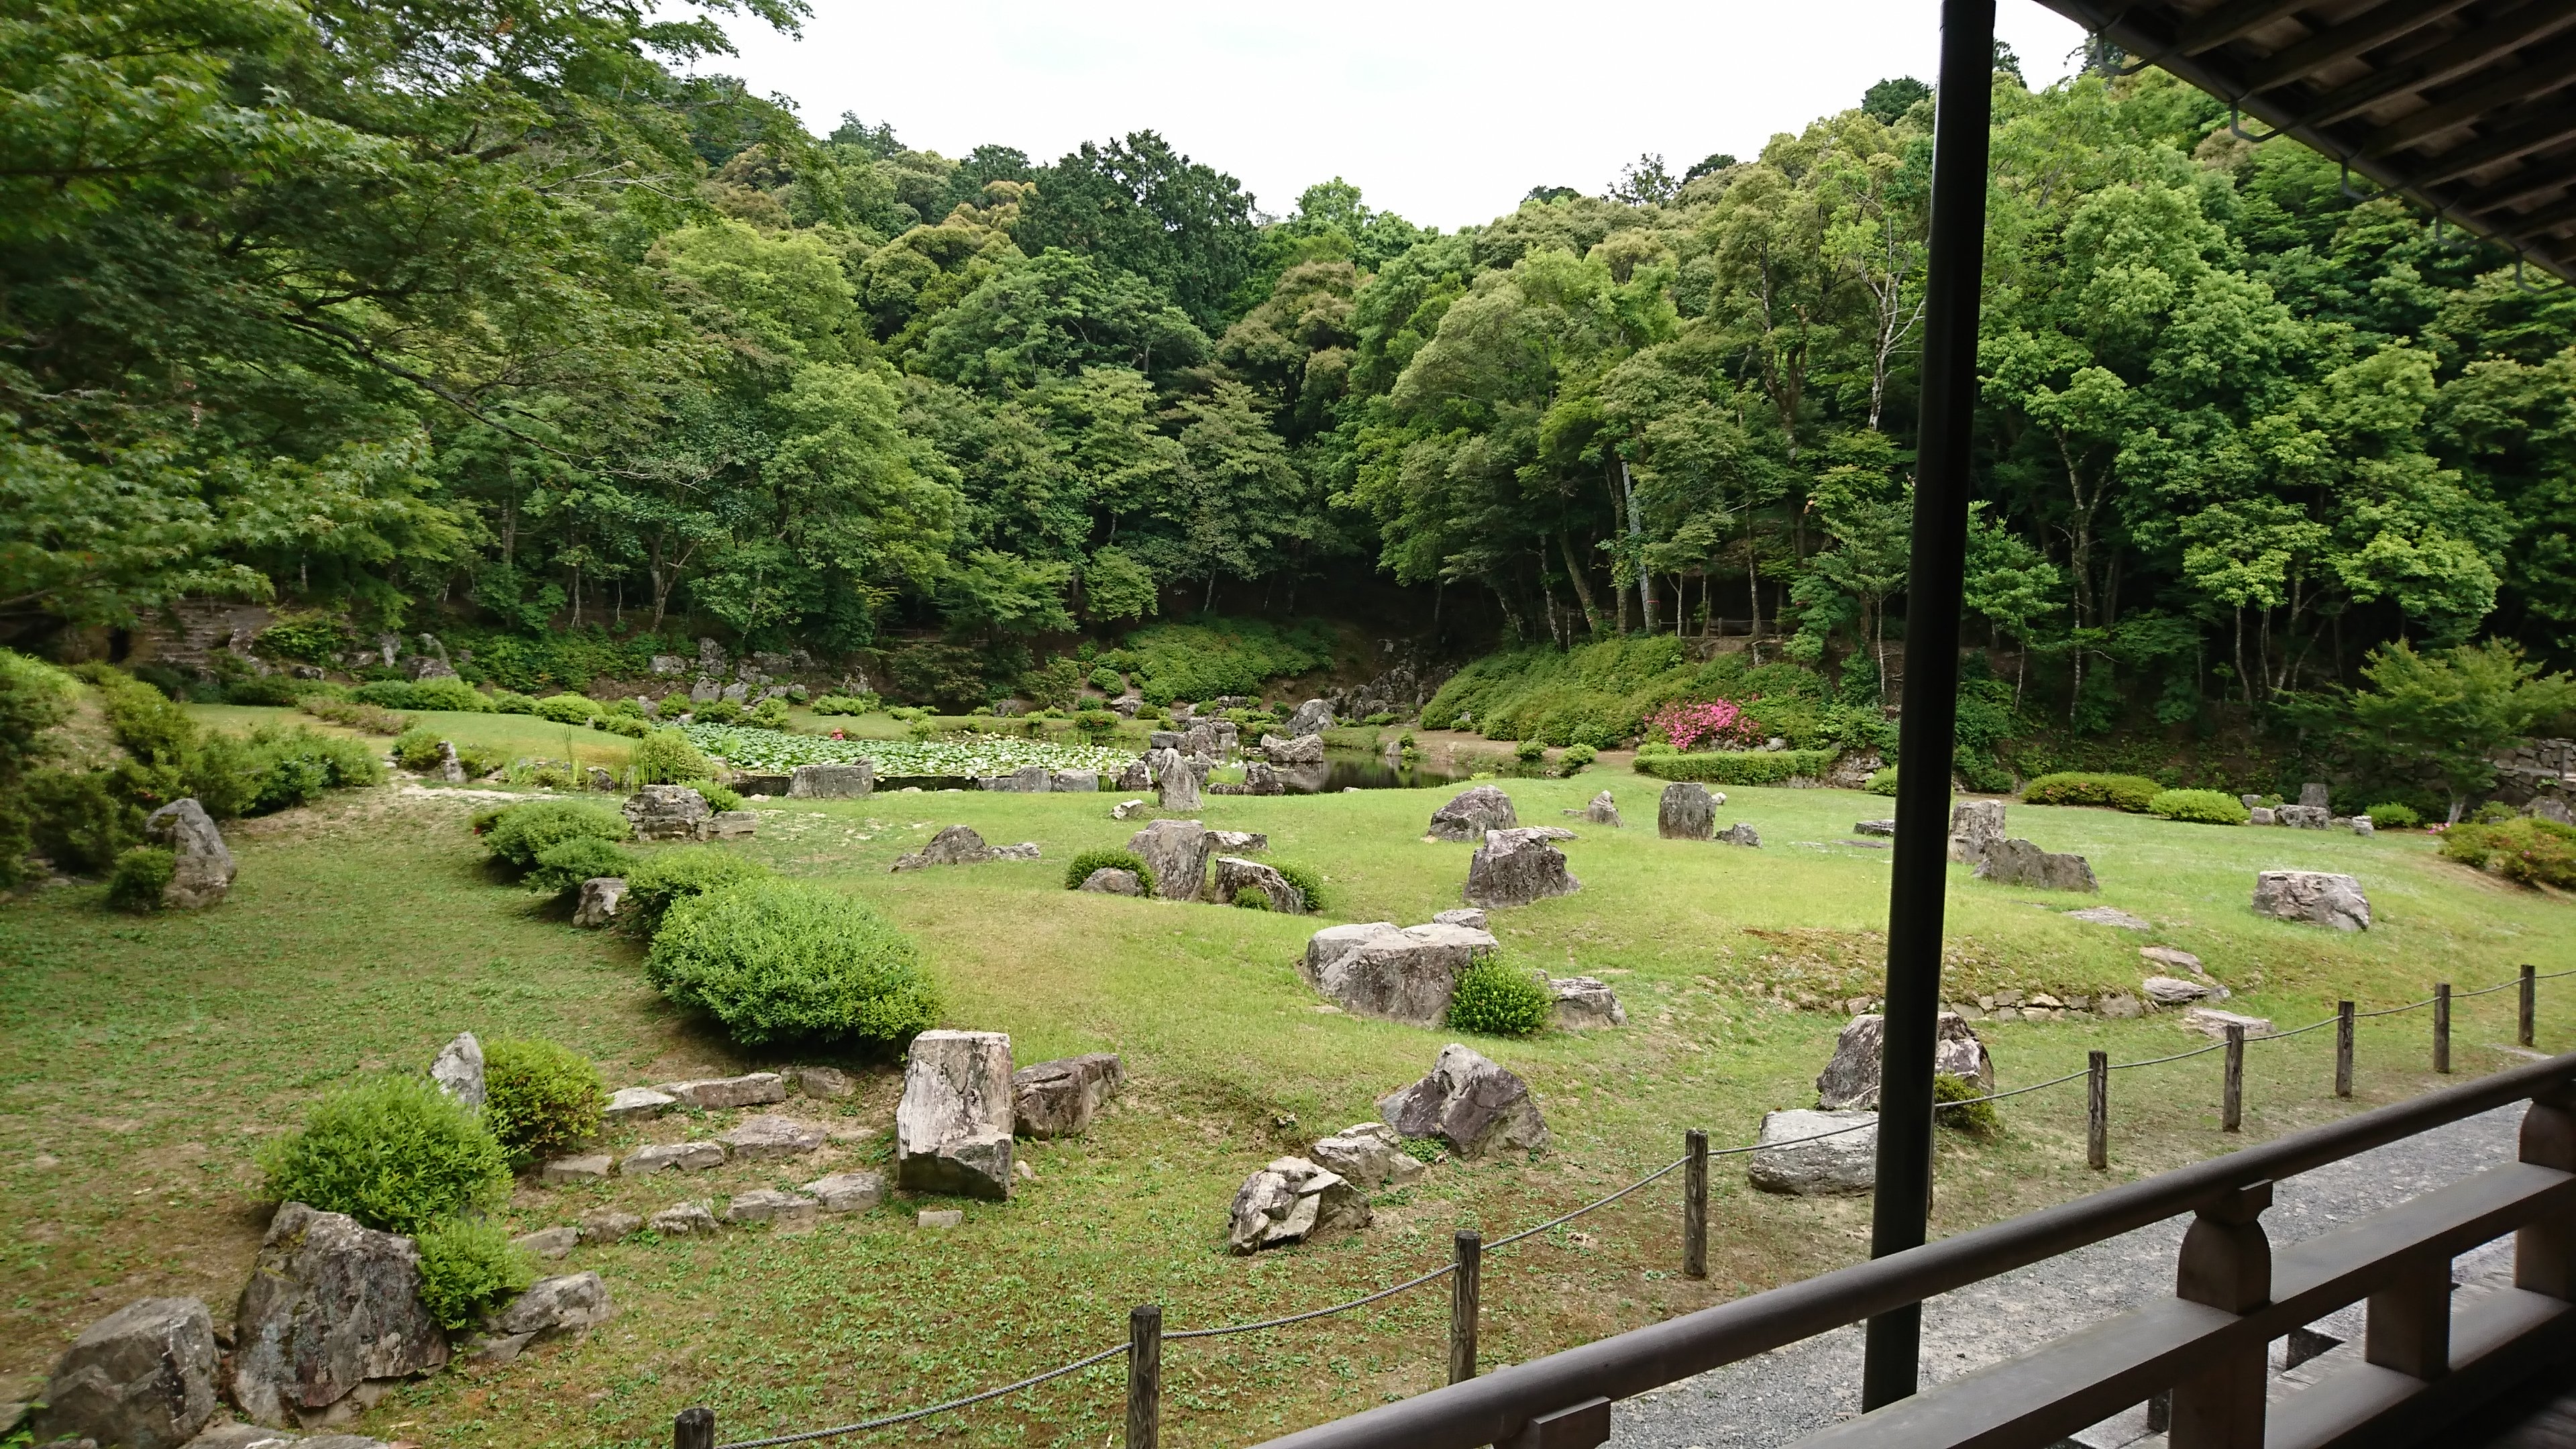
(1429, 784), (1518, 841)
(1464, 828), (1582, 908)
(1948, 800), (2007, 864)
(788, 763), (873, 798)
(231, 1204), (448, 1426)
(144, 800), (235, 909)
(1377, 1043), (1550, 1159)
(1657, 783), (1717, 841)
(1813, 1013), (1992, 1110)
(1570, 790), (1620, 826)
(429, 1032), (485, 1108)
(1287, 699), (1336, 737)
(437, 741), (466, 784)
(1149, 746), (1200, 810)
(894, 1030), (1014, 1199)
(2300, 782), (2330, 809)
(36, 1297), (218, 1449)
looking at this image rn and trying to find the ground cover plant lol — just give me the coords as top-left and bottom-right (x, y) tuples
(5, 757), (2570, 1449)
(680, 723), (1130, 776)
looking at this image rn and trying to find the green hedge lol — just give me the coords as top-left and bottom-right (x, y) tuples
(647, 879), (938, 1046)
(2147, 788), (2248, 824)
(2023, 772), (2162, 812)
(1633, 748), (1838, 786)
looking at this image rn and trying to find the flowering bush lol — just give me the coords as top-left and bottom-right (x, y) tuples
(1645, 698), (1762, 753)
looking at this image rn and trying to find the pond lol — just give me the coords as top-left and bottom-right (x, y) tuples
(862, 752), (1534, 795)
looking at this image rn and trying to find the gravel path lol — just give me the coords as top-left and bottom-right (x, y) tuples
(1608, 1104), (2528, 1449)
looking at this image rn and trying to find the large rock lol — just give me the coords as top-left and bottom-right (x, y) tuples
(1301, 922), (1499, 1026)
(1429, 784), (1518, 843)
(429, 1032), (484, 1108)
(1215, 855), (1306, 912)
(895, 1030), (1014, 1199)
(1465, 827), (1582, 908)
(37, 1297), (219, 1449)
(1053, 769), (1099, 794)
(623, 786), (711, 842)
(2253, 871), (2369, 930)
(2276, 804), (2330, 829)
(1308, 1122), (1426, 1188)
(231, 1205), (447, 1426)
(1548, 976), (1627, 1029)
(486, 1272), (614, 1340)
(1225, 1157), (1369, 1254)
(1011, 1053), (1124, 1138)
(1813, 1013), (1992, 1111)
(1377, 1043), (1549, 1160)
(1974, 837), (2098, 892)
(1114, 759), (1152, 792)
(1566, 790), (1620, 826)
(1234, 760), (1289, 794)
(1715, 822), (1762, 847)
(2300, 782), (2330, 809)
(891, 824), (998, 871)
(1748, 1110), (1878, 1195)
(656, 1073), (788, 1109)
(1126, 818), (1211, 902)
(1287, 699), (1336, 737)
(787, 762), (873, 799)
(1657, 783), (1717, 840)
(1259, 733), (1324, 765)
(570, 877), (626, 928)
(1949, 800), (2008, 863)
(143, 800), (235, 909)
(1148, 747), (1200, 809)
(1077, 867), (1142, 896)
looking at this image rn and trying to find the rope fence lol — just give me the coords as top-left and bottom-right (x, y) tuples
(682, 963), (2572, 1449)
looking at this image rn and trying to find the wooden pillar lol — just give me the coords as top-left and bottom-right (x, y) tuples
(2520, 1088), (2576, 1301)
(2335, 1002), (2355, 1098)
(2365, 1253), (2452, 1380)
(674, 1408), (714, 1449)
(1126, 1306), (1161, 1449)
(2222, 1024), (2245, 1133)
(2168, 1181), (2273, 1449)
(2434, 983), (2452, 1073)
(1450, 1230), (1483, 1384)
(2520, 965), (2537, 1049)
(1683, 1130), (1709, 1279)
(2086, 1051), (2108, 1170)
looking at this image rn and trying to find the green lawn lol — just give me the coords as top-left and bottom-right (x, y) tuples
(3, 749), (2567, 1448)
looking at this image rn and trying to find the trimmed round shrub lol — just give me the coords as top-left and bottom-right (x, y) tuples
(2022, 772), (2162, 812)
(1513, 738), (1546, 763)
(532, 692), (598, 726)
(694, 697), (743, 724)
(682, 778), (743, 811)
(1087, 666), (1122, 694)
(2147, 788), (2249, 825)
(488, 690), (539, 714)
(2471, 801), (2520, 824)
(1933, 1072), (2000, 1138)
(745, 696), (791, 729)
(621, 847), (770, 936)
(481, 1037), (606, 1167)
(592, 712), (651, 739)
(1063, 847), (1153, 892)
(1271, 860), (1328, 914)
(529, 836), (635, 895)
(256, 1075), (510, 1234)
(392, 725), (445, 771)
(2363, 802), (2422, 830)
(482, 799), (628, 873)
(1446, 960), (1552, 1036)
(647, 879), (939, 1046)
(414, 1218), (535, 1331)
(105, 846), (174, 912)
(1866, 766), (1900, 796)
(224, 674), (302, 706)
(810, 693), (878, 716)
(1558, 743), (1597, 774)
(350, 677), (490, 713)
(2439, 816), (2576, 888)
(631, 729), (712, 785)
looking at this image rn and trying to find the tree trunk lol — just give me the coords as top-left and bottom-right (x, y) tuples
(1622, 462), (1655, 631)
(1558, 532), (1605, 636)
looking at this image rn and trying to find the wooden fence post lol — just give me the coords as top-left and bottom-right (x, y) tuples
(2222, 1024), (2245, 1134)
(1449, 1230), (1482, 1384)
(2434, 983), (2452, 1074)
(1683, 1130), (1708, 1279)
(674, 1407), (714, 1449)
(2169, 1181), (2273, 1449)
(2336, 1002), (2355, 1099)
(2086, 1051), (2108, 1170)
(2520, 965), (2537, 1049)
(1126, 1305), (1160, 1449)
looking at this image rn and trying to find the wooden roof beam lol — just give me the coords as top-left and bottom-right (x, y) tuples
(2243, 0), (2478, 94)
(2411, 111), (2576, 185)
(2290, 0), (2576, 127)
(2364, 36), (2576, 156)
(2177, 0), (2316, 56)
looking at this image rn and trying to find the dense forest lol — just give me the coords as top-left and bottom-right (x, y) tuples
(8, 1), (2576, 729)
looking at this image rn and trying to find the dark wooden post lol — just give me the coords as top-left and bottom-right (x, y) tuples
(674, 1407), (714, 1449)
(1126, 1305), (1160, 1449)
(2434, 983), (2452, 1074)
(2169, 1181), (2273, 1449)
(1682, 1130), (1709, 1279)
(2366, 1252), (2452, 1380)
(2086, 1051), (2108, 1170)
(2520, 1087), (2575, 1300)
(2520, 965), (2537, 1049)
(2336, 1002), (2355, 1098)
(1449, 1230), (1483, 1384)
(2222, 1024), (2245, 1133)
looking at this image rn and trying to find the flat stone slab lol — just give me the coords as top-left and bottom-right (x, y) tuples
(604, 1087), (675, 1122)
(2139, 946), (2205, 975)
(804, 1172), (887, 1212)
(621, 1142), (724, 1176)
(539, 1154), (612, 1185)
(718, 1115), (825, 1161)
(2184, 1007), (2273, 1039)
(2064, 906), (2151, 930)
(918, 1210), (963, 1229)
(724, 1190), (820, 1226)
(512, 1227), (579, 1260)
(657, 1073), (788, 1110)
(1749, 1110), (1878, 1195)
(2143, 975), (2224, 1006)
(646, 1203), (716, 1234)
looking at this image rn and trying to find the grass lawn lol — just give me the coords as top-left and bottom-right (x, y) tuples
(4, 724), (2570, 1448)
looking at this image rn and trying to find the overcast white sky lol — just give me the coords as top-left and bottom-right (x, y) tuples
(706, 1), (2091, 231)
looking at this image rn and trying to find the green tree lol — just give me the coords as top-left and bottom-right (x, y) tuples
(2334, 641), (2576, 821)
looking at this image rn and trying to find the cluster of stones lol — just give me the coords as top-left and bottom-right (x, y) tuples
(1085, 818), (1307, 911)
(1945, 800), (2096, 891)
(1654, 784), (1759, 847)
(525, 1068), (883, 1238)
(1300, 908), (1623, 1030)
(892, 1030), (1126, 1200)
(977, 765), (1101, 793)
(2488, 739), (2576, 812)
(1421, 784), (1586, 908)
(644, 637), (813, 708)
(2243, 784), (2378, 835)
(1750, 1012), (1998, 1196)
(889, 824), (1040, 872)
(1226, 1044), (1546, 1254)
(622, 785), (757, 843)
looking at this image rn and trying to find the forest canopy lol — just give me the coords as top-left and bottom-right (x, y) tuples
(7, 1), (2574, 731)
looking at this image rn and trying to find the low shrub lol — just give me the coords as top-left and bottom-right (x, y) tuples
(744, 696), (791, 730)
(2439, 816), (2576, 888)
(885, 705), (927, 722)
(352, 678), (492, 712)
(2363, 802), (2422, 829)
(1558, 743), (1596, 774)
(414, 1218), (535, 1332)
(1087, 666), (1122, 695)
(1073, 708), (1119, 742)
(481, 1037), (606, 1167)
(256, 1075), (510, 1234)
(1933, 1073), (2000, 1138)
(300, 696), (411, 735)
(223, 675), (306, 706)
(2023, 772), (2161, 812)
(1231, 888), (1271, 910)
(810, 694), (878, 715)
(392, 726), (445, 771)
(247, 725), (384, 808)
(1866, 766), (1899, 796)
(105, 846), (174, 911)
(1446, 960), (1552, 1036)
(591, 713), (651, 739)
(1063, 847), (1153, 892)
(631, 729), (712, 784)
(621, 847), (770, 935)
(1514, 739), (1546, 763)
(2471, 801), (2520, 825)
(694, 697), (743, 724)
(23, 767), (140, 873)
(647, 879), (939, 1046)
(2147, 788), (2249, 825)
(529, 836), (635, 895)
(1271, 859), (1328, 914)
(1633, 748), (1837, 786)
(1363, 711), (1400, 726)
(532, 692), (598, 726)
(482, 800), (628, 873)
(681, 778), (742, 811)
(488, 690), (539, 715)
